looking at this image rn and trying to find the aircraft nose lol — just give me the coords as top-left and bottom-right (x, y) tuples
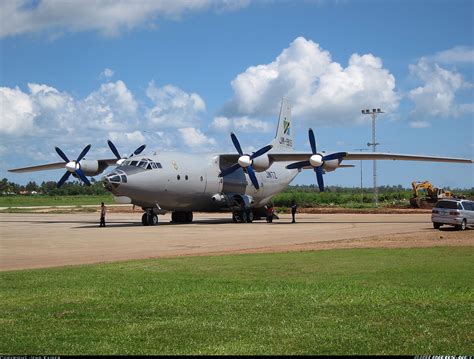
(102, 170), (127, 192)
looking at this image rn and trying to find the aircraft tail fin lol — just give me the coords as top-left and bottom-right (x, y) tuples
(270, 98), (294, 152)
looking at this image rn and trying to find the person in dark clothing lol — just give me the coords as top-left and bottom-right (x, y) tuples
(266, 204), (274, 223)
(291, 200), (297, 223)
(99, 202), (107, 227)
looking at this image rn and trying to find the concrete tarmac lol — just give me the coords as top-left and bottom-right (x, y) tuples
(1, 212), (472, 271)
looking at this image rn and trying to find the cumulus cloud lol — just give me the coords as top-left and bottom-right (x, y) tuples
(146, 82), (206, 128)
(0, 80), (139, 141)
(0, 0), (250, 38)
(0, 86), (36, 135)
(223, 37), (399, 126)
(408, 58), (472, 120)
(178, 127), (216, 148)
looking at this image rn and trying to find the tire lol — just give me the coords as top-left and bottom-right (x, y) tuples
(232, 213), (238, 223)
(142, 213), (149, 226)
(459, 219), (467, 231)
(246, 210), (253, 223)
(433, 222), (441, 229)
(186, 211), (193, 223)
(241, 211), (248, 223)
(151, 215), (158, 226)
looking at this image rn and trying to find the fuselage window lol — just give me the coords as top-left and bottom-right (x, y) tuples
(200, 176), (203, 182)
(177, 175), (181, 180)
(155, 162), (162, 168)
(185, 175), (189, 180)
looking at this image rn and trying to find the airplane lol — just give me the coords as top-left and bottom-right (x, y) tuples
(8, 99), (473, 226)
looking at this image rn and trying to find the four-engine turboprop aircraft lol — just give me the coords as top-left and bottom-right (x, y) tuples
(9, 99), (473, 225)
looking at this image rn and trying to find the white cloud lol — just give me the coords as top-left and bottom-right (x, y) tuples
(223, 37), (399, 126)
(408, 58), (472, 119)
(178, 127), (216, 148)
(100, 68), (115, 79)
(109, 130), (146, 145)
(429, 46), (474, 64)
(211, 115), (271, 133)
(0, 0), (249, 38)
(0, 86), (36, 135)
(146, 82), (206, 128)
(211, 116), (232, 131)
(409, 120), (431, 129)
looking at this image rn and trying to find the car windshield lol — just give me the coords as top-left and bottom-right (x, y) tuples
(435, 201), (460, 210)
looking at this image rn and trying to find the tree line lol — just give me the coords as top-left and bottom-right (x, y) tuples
(1, 178), (108, 196)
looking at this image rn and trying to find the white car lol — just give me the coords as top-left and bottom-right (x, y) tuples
(431, 199), (474, 230)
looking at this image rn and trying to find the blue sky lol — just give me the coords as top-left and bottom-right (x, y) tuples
(1, 0), (473, 189)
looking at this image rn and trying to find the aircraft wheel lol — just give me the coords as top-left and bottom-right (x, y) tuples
(142, 213), (149, 226)
(186, 211), (193, 223)
(150, 214), (158, 226)
(240, 210), (248, 223)
(232, 213), (238, 223)
(246, 210), (253, 223)
(433, 222), (441, 229)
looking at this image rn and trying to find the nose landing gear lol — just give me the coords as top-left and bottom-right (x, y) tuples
(142, 211), (158, 226)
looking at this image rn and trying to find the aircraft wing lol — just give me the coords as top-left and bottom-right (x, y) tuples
(8, 159), (118, 173)
(341, 152), (473, 163)
(264, 151), (473, 164)
(220, 151), (473, 164)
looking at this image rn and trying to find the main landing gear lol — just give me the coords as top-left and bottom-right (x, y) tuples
(232, 209), (253, 223)
(171, 211), (193, 224)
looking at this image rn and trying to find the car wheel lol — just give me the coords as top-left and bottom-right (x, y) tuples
(460, 219), (467, 231)
(433, 222), (441, 229)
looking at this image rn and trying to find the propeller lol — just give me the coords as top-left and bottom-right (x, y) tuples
(286, 128), (346, 192)
(218, 133), (272, 190)
(107, 140), (146, 165)
(55, 144), (92, 188)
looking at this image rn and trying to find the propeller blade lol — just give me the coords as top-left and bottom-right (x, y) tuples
(309, 128), (317, 154)
(246, 165), (260, 189)
(55, 147), (70, 163)
(322, 152), (347, 161)
(107, 140), (121, 159)
(315, 167), (324, 192)
(57, 171), (71, 188)
(75, 168), (91, 186)
(76, 144), (91, 162)
(230, 133), (243, 156)
(286, 160), (311, 169)
(133, 144), (146, 156)
(219, 163), (241, 177)
(250, 145), (273, 160)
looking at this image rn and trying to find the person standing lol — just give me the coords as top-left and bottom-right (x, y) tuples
(266, 204), (274, 223)
(291, 200), (297, 223)
(99, 202), (107, 227)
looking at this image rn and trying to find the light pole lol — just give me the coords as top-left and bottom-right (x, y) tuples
(361, 108), (384, 206)
(354, 148), (368, 205)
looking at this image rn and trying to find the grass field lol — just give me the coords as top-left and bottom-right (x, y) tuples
(1, 247), (472, 355)
(0, 195), (114, 207)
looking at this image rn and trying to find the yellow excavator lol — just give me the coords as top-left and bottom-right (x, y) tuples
(410, 181), (454, 208)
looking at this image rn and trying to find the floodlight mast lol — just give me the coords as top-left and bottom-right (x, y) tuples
(361, 108), (384, 206)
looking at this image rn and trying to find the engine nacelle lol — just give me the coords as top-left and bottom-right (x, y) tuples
(322, 159), (340, 172)
(79, 160), (100, 176)
(252, 154), (272, 172)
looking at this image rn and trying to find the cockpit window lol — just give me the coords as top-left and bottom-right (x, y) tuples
(119, 158), (161, 170)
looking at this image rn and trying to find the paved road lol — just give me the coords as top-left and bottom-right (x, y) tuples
(1, 212), (472, 271)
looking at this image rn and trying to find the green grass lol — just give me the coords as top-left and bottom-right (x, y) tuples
(0, 195), (114, 207)
(1, 247), (473, 355)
